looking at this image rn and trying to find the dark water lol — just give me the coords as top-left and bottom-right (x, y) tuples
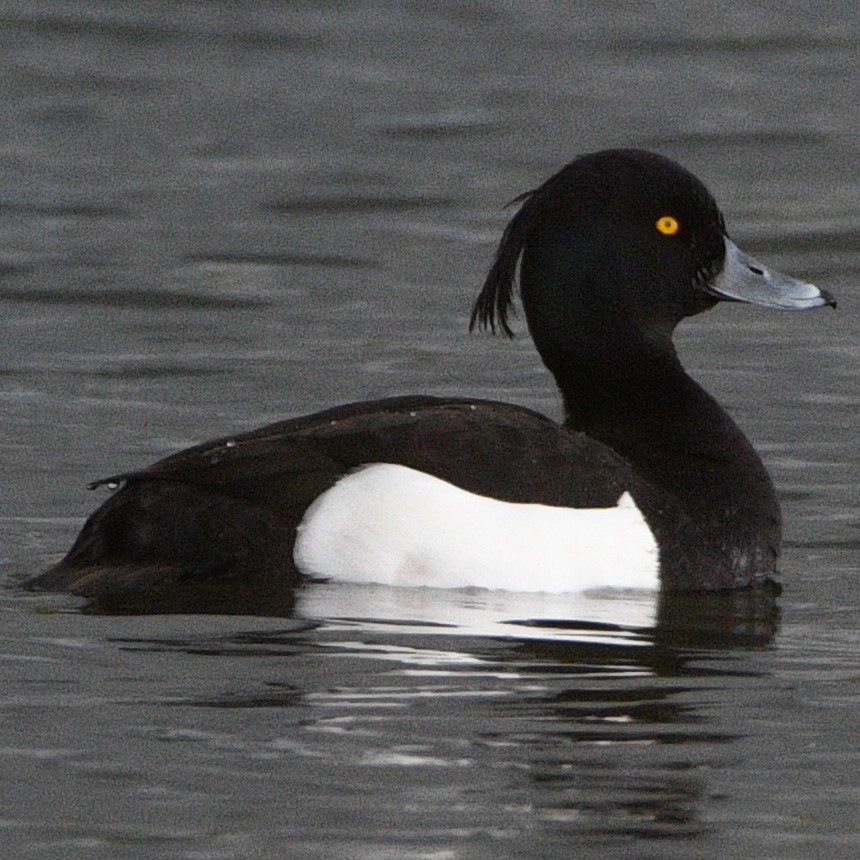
(2, 2), (859, 857)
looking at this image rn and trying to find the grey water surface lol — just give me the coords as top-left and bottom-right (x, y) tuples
(2, 2), (859, 858)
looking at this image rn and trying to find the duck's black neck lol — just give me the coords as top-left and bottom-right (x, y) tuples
(550, 339), (763, 497)
(542, 334), (782, 586)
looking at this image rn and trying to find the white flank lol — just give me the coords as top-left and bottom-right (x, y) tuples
(293, 463), (660, 593)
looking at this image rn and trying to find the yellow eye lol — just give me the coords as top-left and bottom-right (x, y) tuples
(655, 215), (680, 236)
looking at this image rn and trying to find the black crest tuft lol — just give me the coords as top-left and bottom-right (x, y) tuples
(469, 191), (535, 338)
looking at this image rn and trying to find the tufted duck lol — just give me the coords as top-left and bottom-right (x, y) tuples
(28, 149), (834, 611)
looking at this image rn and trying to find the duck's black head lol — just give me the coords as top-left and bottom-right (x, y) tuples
(471, 149), (834, 367)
